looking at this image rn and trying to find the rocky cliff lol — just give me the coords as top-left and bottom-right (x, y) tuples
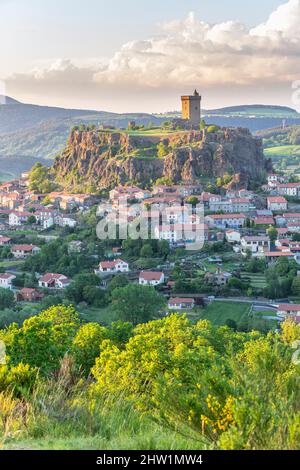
(53, 127), (272, 190)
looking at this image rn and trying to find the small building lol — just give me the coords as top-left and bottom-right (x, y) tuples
(277, 304), (300, 319)
(139, 271), (165, 286)
(204, 270), (232, 286)
(240, 236), (270, 257)
(38, 273), (71, 289)
(168, 297), (195, 310)
(98, 259), (129, 273)
(0, 235), (12, 246)
(17, 288), (44, 302)
(205, 214), (246, 229)
(225, 229), (241, 244)
(267, 197), (288, 212)
(9, 211), (32, 226)
(11, 244), (41, 258)
(0, 273), (16, 290)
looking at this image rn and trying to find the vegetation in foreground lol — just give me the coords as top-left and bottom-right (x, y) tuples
(0, 305), (300, 450)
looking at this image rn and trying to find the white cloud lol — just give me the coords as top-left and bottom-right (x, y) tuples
(4, 0), (300, 111)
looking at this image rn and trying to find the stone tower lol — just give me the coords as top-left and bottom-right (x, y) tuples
(181, 89), (201, 128)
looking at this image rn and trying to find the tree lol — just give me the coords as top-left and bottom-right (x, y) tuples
(72, 323), (110, 375)
(157, 142), (169, 158)
(0, 288), (15, 310)
(200, 119), (206, 130)
(27, 215), (37, 225)
(225, 319), (237, 330)
(292, 277), (300, 296)
(111, 284), (165, 325)
(140, 244), (153, 258)
(1, 305), (80, 374)
(28, 163), (56, 194)
(107, 275), (129, 293)
(267, 226), (278, 243)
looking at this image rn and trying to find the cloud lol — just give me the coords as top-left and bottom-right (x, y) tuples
(4, 0), (300, 111)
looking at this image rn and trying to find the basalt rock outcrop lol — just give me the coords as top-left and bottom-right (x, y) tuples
(53, 127), (272, 190)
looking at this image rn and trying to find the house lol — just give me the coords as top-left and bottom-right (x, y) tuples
(55, 215), (77, 228)
(17, 288), (44, 302)
(205, 214), (246, 229)
(0, 273), (16, 290)
(209, 198), (251, 213)
(0, 235), (12, 246)
(265, 251), (294, 262)
(277, 183), (300, 198)
(267, 196), (288, 212)
(267, 174), (284, 187)
(204, 270), (232, 286)
(253, 216), (275, 227)
(199, 192), (222, 209)
(38, 273), (71, 289)
(168, 297), (195, 310)
(277, 304), (300, 319)
(154, 223), (208, 245)
(8, 211), (32, 226)
(11, 244), (41, 258)
(98, 259), (129, 273)
(225, 230), (241, 244)
(240, 236), (270, 257)
(139, 271), (165, 286)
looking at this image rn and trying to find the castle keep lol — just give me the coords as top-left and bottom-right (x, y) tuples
(181, 89), (201, 128)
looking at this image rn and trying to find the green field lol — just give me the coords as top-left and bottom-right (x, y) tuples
(241, 272), (267, 290)
(200, 301), (250, 326)
(264, 145), (300, 157)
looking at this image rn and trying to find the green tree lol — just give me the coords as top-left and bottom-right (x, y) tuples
(140, 244), (153, 258)
(111, 284), (165, 325)
(267, 226), (278, 243)
(0, 288), (15, 310)
(157, 142), (169, 158)
(72, 323), (110, 375)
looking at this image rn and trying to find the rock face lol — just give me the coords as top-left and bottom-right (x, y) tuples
(53, 127), (272, 190)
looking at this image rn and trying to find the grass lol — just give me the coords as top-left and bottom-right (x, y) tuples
(0, 259), (25, 269)
(264, 145), (300, 157)
(200, 301), (250, 326)
(77, 306), (116, 325)
(241, 272), (267, 289)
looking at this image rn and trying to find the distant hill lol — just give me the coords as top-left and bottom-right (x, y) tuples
(203, 104), (298, 116)
(0, 97), (299, 177)
(0, 96), (164, 176)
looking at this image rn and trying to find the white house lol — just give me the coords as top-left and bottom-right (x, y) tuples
(55, 215), (77, 228)
(267, 197), (288, 212)
(98, 259), (129, 273)
(0, 273), (16, 290)
(139, 271), (165, 286)
(278, 183), (300, 198)
(240, 236), (270, 257)
(205, 214), (246, 229)
(277, 304), (300, 319)
(9, 211), (32, 226)
(38, 273), (71, 289)
(225, 230), (241, 244)
(168, 297), (195, 310)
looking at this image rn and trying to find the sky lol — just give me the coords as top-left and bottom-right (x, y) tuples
(0, 0), (300, 112)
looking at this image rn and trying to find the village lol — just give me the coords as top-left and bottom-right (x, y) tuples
(1, 168), (300, 331)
